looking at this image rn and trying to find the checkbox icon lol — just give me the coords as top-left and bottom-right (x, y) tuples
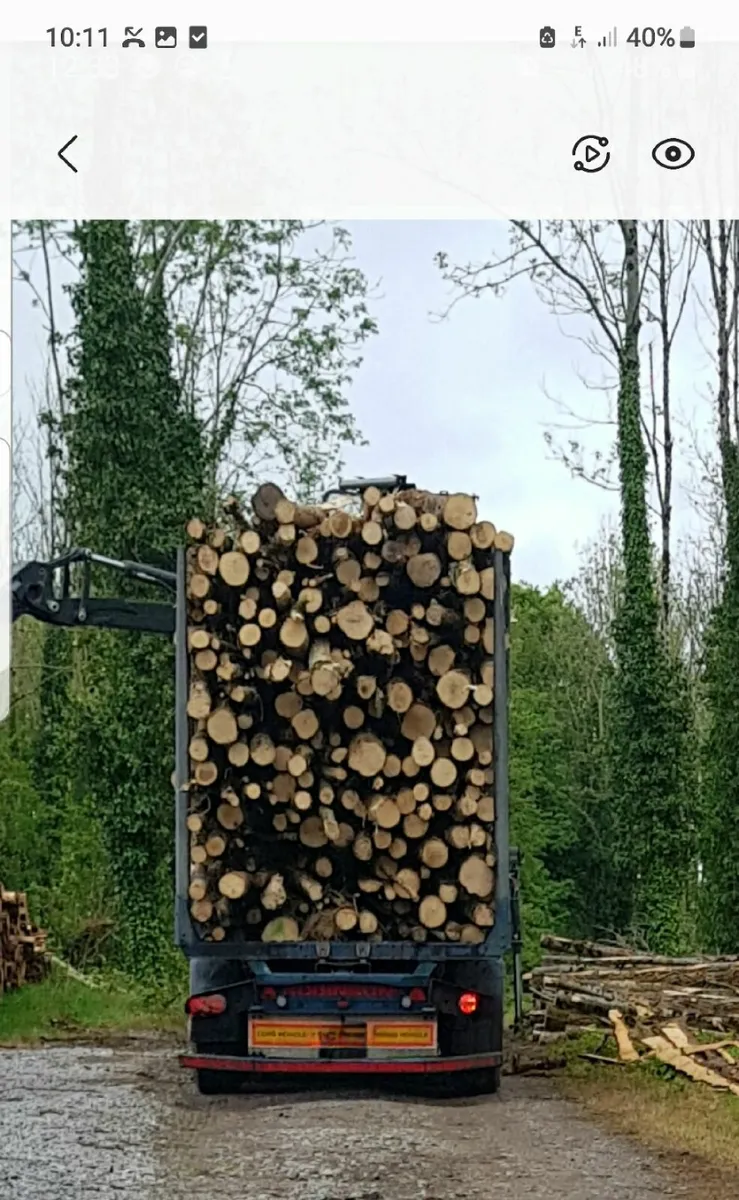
(189, 26), (207, 48)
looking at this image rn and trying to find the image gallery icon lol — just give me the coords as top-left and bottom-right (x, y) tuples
(155, 27), (177, 48)
(539, 26), (556, 48)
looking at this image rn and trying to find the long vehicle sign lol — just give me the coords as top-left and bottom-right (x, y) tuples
(249, 1018), (436, 1051)
(366, 1021), (436, 1049)
(250, 1020), (365, 1049)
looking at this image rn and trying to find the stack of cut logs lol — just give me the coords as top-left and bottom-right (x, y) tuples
(185, 482), (512, 944)
(0, 885), (49, 993)
(525, 935), (739, 1031)
(519, 935), (739, 1094)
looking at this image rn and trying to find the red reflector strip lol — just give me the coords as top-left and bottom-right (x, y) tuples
(180, 1052), (501, 1075)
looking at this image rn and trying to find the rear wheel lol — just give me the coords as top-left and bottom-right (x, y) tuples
(196, 1068), (241, 1095)
(433, 1063), (501, 1099)
(465, 1065), (501, 1095)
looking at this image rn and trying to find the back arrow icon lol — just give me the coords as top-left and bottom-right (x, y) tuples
(58, 135), (78, 173)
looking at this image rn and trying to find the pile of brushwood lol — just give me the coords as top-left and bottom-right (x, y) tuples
(0, 885), (48, 993)
(184, 481), (512, 946)
(519, 934), (739, 1095)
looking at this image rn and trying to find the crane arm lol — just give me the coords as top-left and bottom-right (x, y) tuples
(12, 548), (176, 636)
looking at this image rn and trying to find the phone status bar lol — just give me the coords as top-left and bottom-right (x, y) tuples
(539, 24), (696, 50)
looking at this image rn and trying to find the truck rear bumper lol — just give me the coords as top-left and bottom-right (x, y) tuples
(180, 1050), (501, 1074)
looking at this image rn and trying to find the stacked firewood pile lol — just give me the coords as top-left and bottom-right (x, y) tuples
(525, 935), (739, 1029)
(0, 885), (49, 993)
(521, 935), (739, 1094)
(184, 481), (511, 945)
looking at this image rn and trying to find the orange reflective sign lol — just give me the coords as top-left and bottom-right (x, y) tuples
(366, 1021), (437, 1048)
(249, 1020), (365, 1048)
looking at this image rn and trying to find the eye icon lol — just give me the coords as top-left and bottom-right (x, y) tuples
(652, 138), (695, 170)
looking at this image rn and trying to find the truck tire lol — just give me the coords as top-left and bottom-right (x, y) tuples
(465, 1065), (501, 1096)
(431, 1062), (500, 1099)
(196, 1068), (241, 1095)
(433, 956), (504, 1097)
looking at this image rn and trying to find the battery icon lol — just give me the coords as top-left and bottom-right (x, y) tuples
(679, 26), (695, 47)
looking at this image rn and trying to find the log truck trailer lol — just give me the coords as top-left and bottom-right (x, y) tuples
(11, 475), (522, 1095)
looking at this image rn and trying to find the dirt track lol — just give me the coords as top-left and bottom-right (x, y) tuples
(0, 1041), (710, 1198)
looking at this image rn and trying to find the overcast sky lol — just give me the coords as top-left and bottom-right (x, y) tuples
(12, 221), (713, 588)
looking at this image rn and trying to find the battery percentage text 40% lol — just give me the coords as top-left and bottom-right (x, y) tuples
(627, 27), (675, 47)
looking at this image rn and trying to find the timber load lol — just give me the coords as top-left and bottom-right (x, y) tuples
(0, 885), (49, 993)
(183, 482), (512, 945)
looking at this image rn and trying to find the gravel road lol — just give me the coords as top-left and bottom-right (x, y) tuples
(0, 1041), (708, 1199)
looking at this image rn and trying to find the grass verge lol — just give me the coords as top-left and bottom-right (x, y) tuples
(0, 968), (186, 1046)
(549, 1030), (739, 1174)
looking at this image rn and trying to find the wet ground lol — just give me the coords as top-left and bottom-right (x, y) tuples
(0, 1041), (716, 1199)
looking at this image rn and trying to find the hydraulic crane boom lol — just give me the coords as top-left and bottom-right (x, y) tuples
(12, 548), (175, 635)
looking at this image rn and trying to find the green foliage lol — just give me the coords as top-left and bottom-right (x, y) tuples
(0, 967), (185, 1045)
(62, 224), (205, 560)
(0, 723), (45, 895)
(701, 443), (739, 950)
(136, 220), (376, 500)
(509, 583), (616, 961)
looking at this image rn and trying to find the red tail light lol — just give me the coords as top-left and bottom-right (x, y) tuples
(458, 992), (478, 1015)
(186, 993), (227, 1016)
(409, 988), (426, 1003)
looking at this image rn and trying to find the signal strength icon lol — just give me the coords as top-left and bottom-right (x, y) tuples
(598, 26), (618, 47)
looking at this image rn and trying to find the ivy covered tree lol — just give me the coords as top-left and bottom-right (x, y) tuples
(607, 224), (693, 950)
(58, 221), (207, 977)
(698, 221), (739, 951)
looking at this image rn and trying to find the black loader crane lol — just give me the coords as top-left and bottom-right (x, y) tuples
(12, 548), (176, 634)
(10, 475), (523, 1095)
